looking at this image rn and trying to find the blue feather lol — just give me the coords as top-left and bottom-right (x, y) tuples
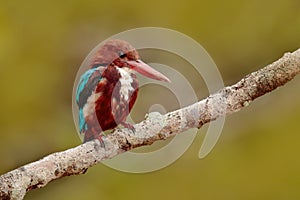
(76, 67), (103, 133)
(76, 68), (98, 104)
(78, 108), (87, 133)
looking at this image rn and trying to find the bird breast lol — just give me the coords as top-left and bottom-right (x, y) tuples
(117, 67), (135, 102)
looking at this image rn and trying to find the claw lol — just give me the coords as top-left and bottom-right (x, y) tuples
(96, 134), (106, 148)
(121, 122), (135, 134)
(83, 131), (105, 148)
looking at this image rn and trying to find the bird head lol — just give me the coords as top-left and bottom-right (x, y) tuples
(90, 39), (170, 82)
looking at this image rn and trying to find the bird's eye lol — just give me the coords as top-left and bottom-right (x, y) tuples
(118, 51), (127, 58)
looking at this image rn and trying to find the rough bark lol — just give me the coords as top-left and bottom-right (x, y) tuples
(1, 49), (300, 200)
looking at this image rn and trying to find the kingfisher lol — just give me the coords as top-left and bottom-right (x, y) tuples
(76, 39), (170, 143)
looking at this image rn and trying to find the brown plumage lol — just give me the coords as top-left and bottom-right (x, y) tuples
(76, 39), (170, 143)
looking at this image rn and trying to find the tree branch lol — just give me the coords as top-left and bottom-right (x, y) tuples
(1, 49), (300, 200)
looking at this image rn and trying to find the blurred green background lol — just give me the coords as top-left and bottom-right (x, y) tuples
(1, 0), (300, 199)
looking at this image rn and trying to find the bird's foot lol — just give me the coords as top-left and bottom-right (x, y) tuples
(96, 134), (106, 148)
(84, 133), (105, 148)
(120, 122), (136, 134)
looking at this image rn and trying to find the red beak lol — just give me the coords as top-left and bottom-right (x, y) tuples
(126, 60), (171, 82)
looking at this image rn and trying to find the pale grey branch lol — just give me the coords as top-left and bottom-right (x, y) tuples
(1, 49), (300, 200)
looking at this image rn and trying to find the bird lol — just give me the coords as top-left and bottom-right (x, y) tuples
(76, 39), (170, 143)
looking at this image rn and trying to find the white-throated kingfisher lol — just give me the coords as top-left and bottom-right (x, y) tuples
(76, 39), (170, 143)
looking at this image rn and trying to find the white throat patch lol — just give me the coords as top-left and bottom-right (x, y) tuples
(117, 67), (134, 101)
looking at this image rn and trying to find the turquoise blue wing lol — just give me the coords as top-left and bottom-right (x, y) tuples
(76, 68), (98, 105)
(76, 68), (103, 133)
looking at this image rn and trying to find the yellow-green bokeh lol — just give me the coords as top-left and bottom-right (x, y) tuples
(0, 0), (300, 199)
